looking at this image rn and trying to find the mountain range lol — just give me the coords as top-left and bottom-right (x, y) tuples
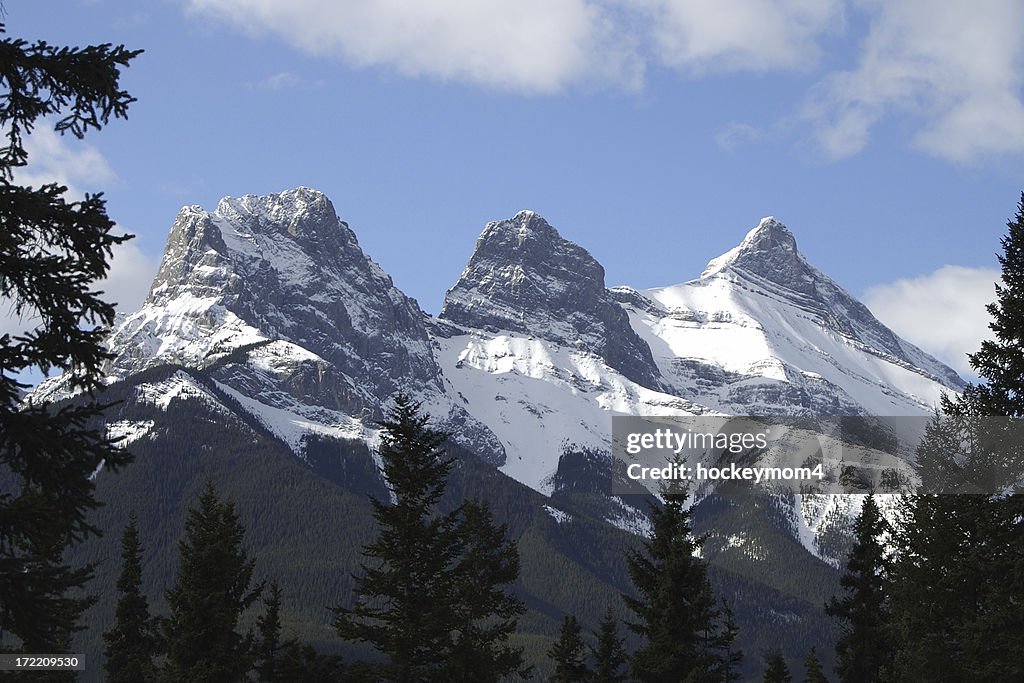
(38, 187), (963, 678)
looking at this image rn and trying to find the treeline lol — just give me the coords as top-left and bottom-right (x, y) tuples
(93, 389), (849, 682)
(822, 195), (1024, 683)
(98, 395), (741, 682)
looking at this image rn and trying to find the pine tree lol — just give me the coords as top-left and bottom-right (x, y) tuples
(802, 646), (827, 683)
(333, 393), (527, 681)
(762, 650), (792, 682)
(276, 641), (350, 682)
(548, 615), (592, 683)
(960, 195), (1024, 680)
(103, 513), (159, 683)
(441, 499), (528, 682)
(591, 608), (628, 683)
(0, 24), (140, 651)
(623, 481), (720, 682)
(333, 393), (457, 681)
(889, 193), (1024, 681)
(254, 580), (284, 682)
(162, 482), (262, 682)
(888, 492), (1004, 681)
(712, 599), (743, 683)
(969, 192), (1024, 416)
(825, 494), (892, 682)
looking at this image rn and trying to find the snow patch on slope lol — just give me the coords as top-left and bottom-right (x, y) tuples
(213, 380), (368, 455)
(435, 330), (703, 494)
(135, 371), (229, 413)
(106, 419), (155, 446)
(544, 505), (572, 524)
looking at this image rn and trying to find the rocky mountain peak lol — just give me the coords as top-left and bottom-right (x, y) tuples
(213, 187), (337, 243)
(739, 216), (798, 254)
(701, 216), (807, 288)
(467, 210), (606, 285)
(105, 188), (445, 411)
(694, 217), (965, 390)
(440, 211), (662, 389)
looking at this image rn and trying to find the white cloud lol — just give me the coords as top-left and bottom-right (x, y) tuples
(1, 240), (158, 342)
(638, 0), (844, 73)
(715, 122), (764, 150)
(186, 0), (642, 94)
(257, 71), (302, 90)
(2, 126), (156, 353)
(184, 1), (1024, 163)
(13, 126), (117, 197)
(863, 265), (999, 377)
(98, 241), (159, 314)
(805, 0), (1024, 162)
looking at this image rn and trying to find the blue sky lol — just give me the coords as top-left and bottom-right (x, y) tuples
(6, 1), (1024, 377)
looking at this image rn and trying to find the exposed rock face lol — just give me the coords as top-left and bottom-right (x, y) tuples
(105, 188), (442, 414)
(439, 211), (662, 389)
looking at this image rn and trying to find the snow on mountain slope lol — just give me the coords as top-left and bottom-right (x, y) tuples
(434, 330), (705, 493)
(613, 218), (962, 417)
(102, 188), (442, 403)
(440, 211), (662, 389)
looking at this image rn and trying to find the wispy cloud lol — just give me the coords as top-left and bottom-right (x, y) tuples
(715, 122), (765, 151)
(13, 125), (117, 197)
(803, 0), (1024, 162)
(256, 71), (302, 90)
(2, 127), (157, 357)
(863, 265), (999, 377)
(183, 0), (1024, 163)
(186, 0), (642, 94)
(638, 0), (844, 74)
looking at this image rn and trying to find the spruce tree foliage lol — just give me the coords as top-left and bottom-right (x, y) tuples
(548, 614), (592, 683)
(888, 193), (1024, 681)
(440, 498), (528, 681)
(590, 608), (628, 683)
(969, 192), (1024, 416)
(254, 580), (283, 682)
(915, 396), (978, 494)
(333, 393), (527, 682)
(103, 513), (159, 683)
(711, 599), (744, 683)
(825, 494), (891, 683)
(623, 481), (721, 682)
(162, 482), (262, 683)
(254, 579), (351, 682)
(762, 650), (792, 682)
(888, 492), (1014, 681)
(802, 646), (827, 683)
(0, 25), (139, 651)
(275, 640), (350, 682)
(333, 393), (456, 681)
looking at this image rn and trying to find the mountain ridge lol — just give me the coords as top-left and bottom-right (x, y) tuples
(33, 187), (963, 546)
(37, 186), (962, 678)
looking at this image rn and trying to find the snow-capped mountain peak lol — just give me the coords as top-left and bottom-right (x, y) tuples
(439, 211), (662, 389)
(100, 188), (444, 411)
(701, 216), (812, 292)
(616, 217), (964, 417)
